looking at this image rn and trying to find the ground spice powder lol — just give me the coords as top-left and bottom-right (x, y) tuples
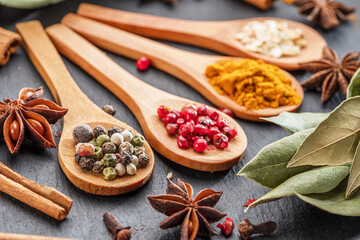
(205, 59), (301, 110)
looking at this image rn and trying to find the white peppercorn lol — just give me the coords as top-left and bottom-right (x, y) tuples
(102, 142), (117, 154)
(131, 155), (139, 167)
(115, 163), (126, 176)
(121, 130), (133, 142)
(126, 163), (137, 175)
(134, 146), (145, 156)
(119, 142), (134, 154)
(111, 133), (124, 146)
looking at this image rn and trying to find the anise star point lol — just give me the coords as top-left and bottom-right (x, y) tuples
(147, 178), (226, 240)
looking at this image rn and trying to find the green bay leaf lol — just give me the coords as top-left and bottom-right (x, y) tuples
(238, 129), (314, 188)
(250, 165), (350, 208)
(347, 67), (360, 98)
(346, 141), (360, 197)
(295, 180), (360, 217)
(288, 96), (360, 168)
(262, 112), (329, 134)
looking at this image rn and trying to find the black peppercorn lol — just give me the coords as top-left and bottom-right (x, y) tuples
(108, 126), (122, 137)
(102, 142), (117, 154)
(78, 156), (95, 170)
(138, 153), (150, 168)
(73, 124), (93, 143)
(93, 125), (106, 139)
(102, 104), (116, 116)
(75, 153), (81, 163)
(119, 151), (133, 166)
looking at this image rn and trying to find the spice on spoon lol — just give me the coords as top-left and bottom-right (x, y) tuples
(0, 87), (68, 154)
(238, 218), (277, 240)
(206, 59), (301, 110)
(103, 212), (131, 240)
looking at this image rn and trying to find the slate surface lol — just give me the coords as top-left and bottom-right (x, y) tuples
(0, 0), (360, 239)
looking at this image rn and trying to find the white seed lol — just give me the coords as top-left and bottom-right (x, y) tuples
(121, 130), (134, 142)
(115, 163), (126, 176)
(111, 133), (124, 146)
(126, 163), (137, 175)
(131, 155), (139, 167)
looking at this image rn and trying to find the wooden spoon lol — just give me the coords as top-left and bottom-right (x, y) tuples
(16, 21), (155, 196)
(45, 24), (248, 172)
(61, 13), (303, 122)
(77, 3), (327, 71)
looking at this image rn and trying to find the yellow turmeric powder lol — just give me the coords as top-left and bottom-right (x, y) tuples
(205, 59), (301, 110)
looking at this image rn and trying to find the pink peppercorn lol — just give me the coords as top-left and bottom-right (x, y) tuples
(157, 105), (170, 118)
(194, 124), (208, 136)
(209, 109), (220, 121)
(193, 138), (207, 153)
(197, 104), (210, 116)
(223, 126), (238, 140)
(166, 123), (177, 135)
(183, 108), (198, 122)
(219, 108), (234, 118)
(177, 135), (190, 149)
(136, 56), (150, 71)
(213, 133), (229, 148)
(163, 113), (177, 125)
(217, 118), (229, 129)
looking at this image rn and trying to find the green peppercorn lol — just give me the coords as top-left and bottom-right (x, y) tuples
(92, 160), (104, 173)
(103, 167), (116, 180)
(92, 147), (104, 161)
(96, 134), (110, 147)
(88, 140), (98, 147)
(119, 142), (134, 154)
(103, 153), (116, 167)
(102, 142), (117, 154)
(131, 134), (145, 147)
(93, 125), (106, 139)
(134, 146), (145, 156)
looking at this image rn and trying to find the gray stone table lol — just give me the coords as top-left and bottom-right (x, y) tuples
(0, 0), (360, 239)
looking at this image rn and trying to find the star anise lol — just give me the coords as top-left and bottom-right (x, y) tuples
(0, 87), (68, 154)
(300, 47), (360, 103)
(293, 0), (356, 30)
(147, 178), (226, 240)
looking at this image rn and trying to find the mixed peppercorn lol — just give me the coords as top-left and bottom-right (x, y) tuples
(72, 124), (150, 180)
(157, 103), (237, 152)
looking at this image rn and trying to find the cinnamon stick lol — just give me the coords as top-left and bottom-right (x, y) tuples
(0, 162), (72, 220)
(0, 27), (21, 66)
(243, 0), (274, 10)
(0, 233), (80, 240)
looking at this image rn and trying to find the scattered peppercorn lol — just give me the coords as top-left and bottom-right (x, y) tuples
(217, 217), (235, 237)
(136, 56), (150, 71)
(157, 103), (237, 152)
(102, 104), (116, 116)
(242, 199), (257, 208)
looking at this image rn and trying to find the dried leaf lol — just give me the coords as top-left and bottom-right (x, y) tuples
(347, 68), (360, 98)
(288, 97), (360, 168)
(238, 129), (314, 188)
(262, 112), (329, 134)
(249, 165), (350, 208)
(295, 180), (360, 217)
(346, 142), (360, 197)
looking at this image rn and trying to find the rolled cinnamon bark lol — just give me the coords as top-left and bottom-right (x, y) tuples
(0, 162), (72, 221)
(0, 27), (21, 66)
(0, 233), (79, 240)
(243, 0), (275, 10)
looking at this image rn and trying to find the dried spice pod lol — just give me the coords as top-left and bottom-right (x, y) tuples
(0, 87), (68, 154)
(300, 47), (360, 103)
(293, 0), (356, 30)
(147, 178), (226, 240)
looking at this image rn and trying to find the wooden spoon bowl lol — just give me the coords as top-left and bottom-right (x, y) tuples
(45, 24), (248, 172)
(77, 3), (327, 70)
(61, 14), (303, 121)
(16, 21), (155, 196)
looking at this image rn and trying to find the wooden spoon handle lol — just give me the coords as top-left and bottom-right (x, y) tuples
(61, 14), (210, 88)
(77, 3), (228, 52)
(0, 233), (80, 240)
(46, 24), (166, 114)
(16, 21), (101, 123)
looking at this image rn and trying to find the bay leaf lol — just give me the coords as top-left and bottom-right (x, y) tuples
(262, 112), (329, 134)
(346, 141), (360, 197)
(237, 129), (314, 188)
(295, 180), (360, 217)
(288, 96), (360, 168)
(347, 67), (360, 98)
(249, 165), (350, 208)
